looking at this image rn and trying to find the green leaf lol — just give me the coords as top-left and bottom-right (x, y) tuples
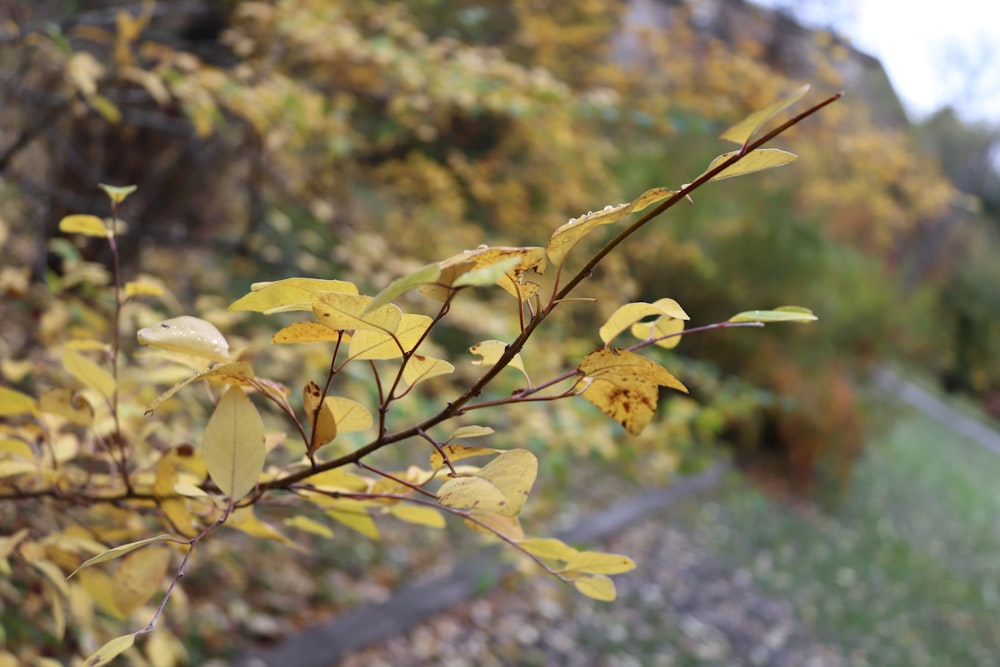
(68, 534), (175, 579)
(61, 349), (115, 400)
(58, 214), (108, 238)
(364, 263), (442, 314)
(563, 550), (636, 575)
(453, 256), (520, 288)
(598, 299), (689, 345)
(97, 183), (137, 204)
(202, 386), (265, 500)
(729, 306), (818, 323)
(229, 277), (359, 313)
(83, 633), (135, 666)
(573, 574), (617, 601)
(136, 316), (230, 363)
(720, 84), (810, 146)
(0, 386), (37, 416)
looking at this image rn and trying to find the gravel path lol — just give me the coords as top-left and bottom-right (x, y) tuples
(243, 466), (846, 667)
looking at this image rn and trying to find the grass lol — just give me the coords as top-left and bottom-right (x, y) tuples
(671, 392), (1000, 667)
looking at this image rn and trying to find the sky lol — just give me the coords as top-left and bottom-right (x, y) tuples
(752, 0), (1000, 123)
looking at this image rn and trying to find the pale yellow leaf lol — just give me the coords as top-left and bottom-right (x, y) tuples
(58, 214), (108, 238)
(720, 84), (811, 145)
(272, 321), (347, 344)
(137, 315), (230, 363)
(0, 438), (33, 459)
(230, 278), (358, 313)
(446, 425), (496, 442)
(349, 313), (432, 360)
(30, 558), (70, 598)
(630, 317), (685, 349)
(402, 355), (455, 387)
(38, 388), (94, 425)
(203, 387), (265, 499)
(421, 246), (547, 302)
(97, 184), (137, 204)
(429, 444), (499, 471)
(228, 506), (302, 550)
(704, 148), (798, 182)
(68, 534), (174, 579)
(124, 280), (164, 298)
(464, 511), (524, 541)
(469, 340), (528, 381)
(61, 349), (115, 400)
(83, 632), (135, 666)
(563, 551), (636, 575)
(386, 504), (446, 528)
(111, 546), (171, 616)
(313, 292), (402, 334)
(327, 501), (379, 539)
(599, 299), (689, 345)
(0, 385), (36, 416)
(729, 306), (818, 323)
(324, 396), (373, 433)
(0, 459), (37, 479)
(573, 574), (616, 601)
(284, 515), (334, 538)
(303, 381), (336, 448)
(518, 537), (579, 562)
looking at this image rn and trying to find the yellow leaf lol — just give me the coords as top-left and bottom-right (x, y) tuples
(573, 574), (616, 601)
(83, 632), (135, 666)
(38, 388), (94, 425)
(137, 315), (230, 363)
(469, 340), (528, 381)
(598, 299), (689, 345)
(324, 396), (373, 433)
(429, 444), (498, 471)
(111, 546), (171, 616)
(303, 381), (337, 449)
(421, 246), (547, 302)
(145, 361), (254, 413)
(0, 529), (29, 563)
(272, 321), (347, 344)
(229, 277), (359, 313)
(386, 505), (446, 528)
(97, 183), (138, 204)
(64, 51), (104, 97)
(61, 349), (115, 400)
(228, 506), (302, 549)
(0, 438), (32, 459)
(720, 84), (811, 145)
(464, 511), (524, 541)
(202, 387), (265, 499)
(563, 550), (636, 575)
(0, 385), (37, 416)
(438, 476), (508, 514)
(58, 214), (108, 238)
(349, 313), (432, 360)
(518, 537), (579, 562)
(78, 569), (124, 620)
(326, 500), (379, 539)
(30, 558), (70, 598)
(65, 339), (109, 352)
(284, 515), (334, 538)
(89, 94), (122, 124)
(630, 317), (685, 349)
(446, 425), (496, 442)
(578, 349), (687, 435)
(0, 459), (36, 479)
(313, 292), (402, 334)
(704, 148), (798, 182)
(303, 468), (370, 493)
(68, 534), (175, 579)
(402, 354), (455, 387)
(124, 280), (164, 298)
(729, 306), (818, 323)
(439, 449), (537, 517)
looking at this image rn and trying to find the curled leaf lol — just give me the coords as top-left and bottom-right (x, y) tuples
(729, 306), (818, 323)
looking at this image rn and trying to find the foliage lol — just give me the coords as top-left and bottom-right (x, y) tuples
(0, 86), (835, 662)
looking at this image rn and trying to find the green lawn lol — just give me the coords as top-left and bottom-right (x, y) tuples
(672, 396), (1000, 667)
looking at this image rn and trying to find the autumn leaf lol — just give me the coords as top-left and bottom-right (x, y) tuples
(272, 321), (347, 344)
(202, 386), (265, 499)
(630, 316), (686, 349)
(136, 315), (231, 363)
(111, 546), (172, 616)
(573, 574), (617, 601)
(61, 349), (115, 400)
(365, 263), (442, 314)
(68, 535), (175, 578)
(438, 449), (537, 517)
(83, 633), (135, 666)
(229, 277), (359, 313)
(720, 84), (810, 146)
(421, 246), (547, 301)
(58, 214), (108, 238)
(402, 355), (455, 387)
(578, 348), (687, 435)
(0, 386), (37, 416)
(702, 148), (798, 182)
(598, 298), (689, 346)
